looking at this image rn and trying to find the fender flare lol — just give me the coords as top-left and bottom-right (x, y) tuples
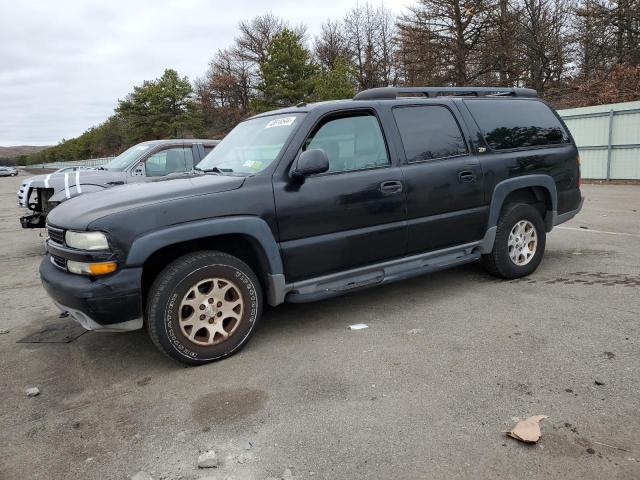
(479, 175), (557, 253)
(125, 216), (284, 275)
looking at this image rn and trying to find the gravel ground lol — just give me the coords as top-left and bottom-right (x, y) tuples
(1, 173), (639, 480)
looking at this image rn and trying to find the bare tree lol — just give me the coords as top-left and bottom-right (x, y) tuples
(576, 0), (639, 70)
(314, 19), (350, 71)
(397, 0), (497, 86)
(195, 48), (254, 136)
(343, 3), (398, 89)
(515, 0), (575, 94)
(235, 13), (287, 65)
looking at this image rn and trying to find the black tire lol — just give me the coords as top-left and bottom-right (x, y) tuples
(146, 251), (263, 365)
(481, 203), (546, 279)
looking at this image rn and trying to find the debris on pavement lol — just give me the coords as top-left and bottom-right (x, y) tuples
(348, 324), (368, 330)
(506, 415), (548, 443)
(594, 379), (605, 386)
(0, 328), (9, 334)
(407, 328), (424, 334)
(25, 387), (40, 397)
(131, 471), (154, 480)
(282, 468), (294, 480)
(604, 351), (616, 359)
(198, 450), (219, 468)
(593, 440), (629, 452)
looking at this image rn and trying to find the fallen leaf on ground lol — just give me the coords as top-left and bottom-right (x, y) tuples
(506, 415), (548, 443)
(348, 324), (368, 330)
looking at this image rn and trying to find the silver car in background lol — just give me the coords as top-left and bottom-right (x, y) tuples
(18, 139), (219, 228)
(0, 166), (18, 177)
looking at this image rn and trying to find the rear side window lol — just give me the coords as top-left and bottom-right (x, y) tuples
(465, 99), (570, 150)
(392, 106), (467, 162)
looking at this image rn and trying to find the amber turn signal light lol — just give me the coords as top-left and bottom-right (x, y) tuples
(88, 261), (118, 276)
(67, 260), (118, 276)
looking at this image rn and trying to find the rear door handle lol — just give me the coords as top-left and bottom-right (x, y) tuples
(380, 180), (403, 195)
(458, 171), (475, 183)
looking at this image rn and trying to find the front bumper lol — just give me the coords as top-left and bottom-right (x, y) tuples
(39, 255), (143, 332)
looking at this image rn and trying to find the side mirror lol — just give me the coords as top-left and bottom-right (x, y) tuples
(132, 163), (145, 177)
(292, 149), (330, 178)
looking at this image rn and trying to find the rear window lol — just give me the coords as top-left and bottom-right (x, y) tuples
(465, 99), (570, 150)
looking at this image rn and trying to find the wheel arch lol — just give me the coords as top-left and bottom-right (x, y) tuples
(478, 175), (557, 254)
(127, 216), (284, 308)
(489, 175), (557, 231)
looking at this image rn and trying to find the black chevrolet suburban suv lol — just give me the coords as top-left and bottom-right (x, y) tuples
(39, 87), (583, 365)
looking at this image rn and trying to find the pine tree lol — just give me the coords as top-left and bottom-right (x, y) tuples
(116, 69), (203, 142)
(255, 29), (317, 111)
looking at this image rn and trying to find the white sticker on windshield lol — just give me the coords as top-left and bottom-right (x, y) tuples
(265, 117), (296, 129)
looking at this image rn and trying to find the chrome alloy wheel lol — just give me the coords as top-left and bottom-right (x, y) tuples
(178, 278), (244, 346)
(508, 220), (538, 266)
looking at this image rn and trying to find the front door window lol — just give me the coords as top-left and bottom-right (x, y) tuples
(145, 147), (194, 177)
(304, 113), (390, 173)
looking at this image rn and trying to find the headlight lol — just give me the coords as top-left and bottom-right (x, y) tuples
(67, 260), (118, 276)
(65, 231), (109, 251)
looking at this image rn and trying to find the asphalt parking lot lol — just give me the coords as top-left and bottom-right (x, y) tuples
(1, 172), (639, 480)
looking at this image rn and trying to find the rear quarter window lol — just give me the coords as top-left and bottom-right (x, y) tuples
(465, 99), (570, 150)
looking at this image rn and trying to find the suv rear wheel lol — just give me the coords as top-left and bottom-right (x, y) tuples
(146, 251), (263, 365)
(481, 203), (546, 279)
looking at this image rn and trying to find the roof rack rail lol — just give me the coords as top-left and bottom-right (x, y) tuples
(353, 86), (538, 100)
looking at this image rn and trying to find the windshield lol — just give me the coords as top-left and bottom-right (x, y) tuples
(103, 144), (152, 171)
(197, 113), (304, 174)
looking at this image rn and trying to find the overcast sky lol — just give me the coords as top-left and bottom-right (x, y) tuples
(0, 0), (409, 146)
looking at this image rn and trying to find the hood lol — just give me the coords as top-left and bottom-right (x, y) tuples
(28, 169), (124, 191)
(23, 172), (49, 184)
(47, 174), (245, 230)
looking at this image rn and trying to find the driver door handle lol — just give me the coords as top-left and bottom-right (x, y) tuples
(380, 180), (403, 195)
(458, 170), (476, 183)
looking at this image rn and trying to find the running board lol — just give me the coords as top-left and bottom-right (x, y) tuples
(285, 242), (481, 303)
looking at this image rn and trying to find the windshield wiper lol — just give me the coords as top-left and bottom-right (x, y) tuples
(195, 166), (234, 175)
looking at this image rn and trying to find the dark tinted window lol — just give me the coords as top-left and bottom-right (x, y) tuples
(465, 99), (570, 150)
(392, 106), (467, 162)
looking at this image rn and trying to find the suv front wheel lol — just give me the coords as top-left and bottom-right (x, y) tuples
(481, 203), (546, 279)
(146, 251), (263, 365)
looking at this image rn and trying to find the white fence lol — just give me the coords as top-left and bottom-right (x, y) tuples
(558, 100), (640, 180)
(27, 157), (114, 170)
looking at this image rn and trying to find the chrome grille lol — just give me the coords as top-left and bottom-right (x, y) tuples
(47, 226), (65, 245)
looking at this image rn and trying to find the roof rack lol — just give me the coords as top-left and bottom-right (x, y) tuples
(353, 86), (538, 100)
